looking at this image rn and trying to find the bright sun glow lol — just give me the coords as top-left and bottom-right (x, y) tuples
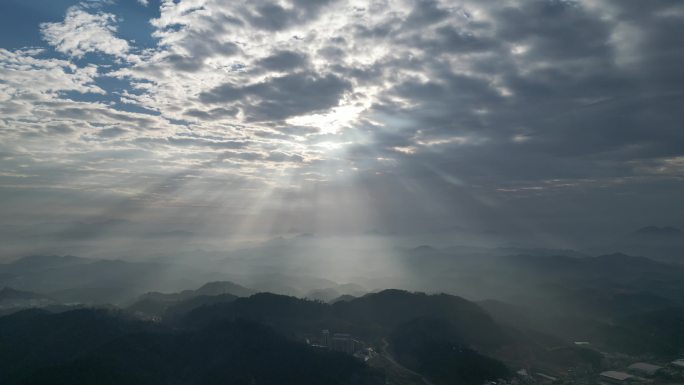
(286, 104), (366, 134)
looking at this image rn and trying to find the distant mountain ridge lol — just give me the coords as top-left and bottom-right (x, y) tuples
(133, 280), (255, 303)
(127, 281), (256, 318)
(0, 287), (58, 310)
(0, 255), (249, 304)
(590, 226), (684, 263)
(305, 283), (367, 302)
(4, 255), (88, 272)
(634, 225), (684, 237)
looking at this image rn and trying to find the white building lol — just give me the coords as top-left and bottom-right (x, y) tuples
(628, 362), (662, 376)
(671, 359), (684, 370)
(600, 371), (633, 384)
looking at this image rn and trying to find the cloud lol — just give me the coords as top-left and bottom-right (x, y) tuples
(242, 0), (338, 31)
(40, 6), (130, 59)
(2, 0), (684, 248)
(256, 50), (309, 71)
(0, 48), (104, 97)
(200, 72), (351, 121)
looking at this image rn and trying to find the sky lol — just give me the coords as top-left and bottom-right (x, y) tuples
(1, 0), (683, 258)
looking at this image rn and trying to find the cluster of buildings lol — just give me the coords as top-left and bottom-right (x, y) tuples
(598, 359), (684, 384)
(493, 358), (684, 385)
(307, 329), (376, 361)
(482, 369), (550, 385)
(320, 329), (366, 354)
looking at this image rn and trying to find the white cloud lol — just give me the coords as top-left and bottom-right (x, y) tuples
(0, 48), (104, 98)
(40, 6), (130, 59)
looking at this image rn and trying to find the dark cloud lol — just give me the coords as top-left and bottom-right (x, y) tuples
(184, 107), (238, 120)
(403, 0), (450, 28)
(164, 37), (239, 72)
(256, 50), (309, 71)
(493, 1), (612, 60)
(200, 72), (351, 121)
(357, 0), (684, 181)
(243, 0), (336, 31)
(266, 151), (305, 163)
(97, 127), (128, 138)
(317, 45), (345, 60)
(247, 3), (292, 31)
